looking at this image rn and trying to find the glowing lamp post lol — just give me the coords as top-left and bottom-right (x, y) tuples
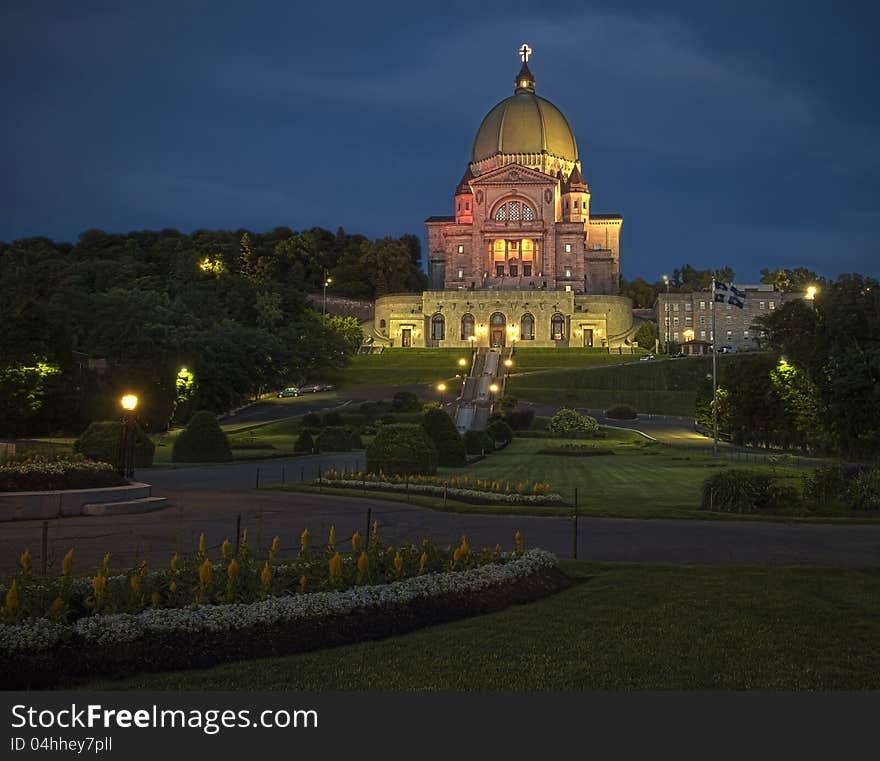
(322, 272), (333, 316)
(488, 382), (499, 409)
(436, 382), (447, 405)
(117, 394), (139, 478)
(503, 357), (513, 381)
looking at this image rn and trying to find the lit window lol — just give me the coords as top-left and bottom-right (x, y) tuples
(520, 313), (535, 341)
(458, 245), (464, 253)
(769, 302), (776, 310)
(685, 303), (692, 311)
(574, 200), (579, 209)
(565, 243), (572, 253)
(685, 317), (692, 326)
(494, 201), (535, 221)
(465, 202), (470, 210)
(725, 315), (732, 322)
(565, 268), (572, 277)
(460, 313), (475, 340)
(700, 330), (706, 340)
(664, 318), (669, 326)
(431, 313), (445, 341)
(743, 330), (749, 339)
(457, 269), (463, 278)
(726, 330), (733, 340)
(664, 303), (669, 312)
(699, 301), (706, 310)
(759, 301), (765, 309)
(509, 201), (521, 220)
(673, 303), (679, 312)
(673, 317), (679, 326)
(551, 313), (565, 340)
(673, 331), (679, 341)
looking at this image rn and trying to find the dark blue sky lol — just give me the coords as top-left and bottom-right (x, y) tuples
(2, 0), (877, 282)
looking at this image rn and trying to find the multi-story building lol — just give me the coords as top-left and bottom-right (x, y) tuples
(655, 285), (805, 350)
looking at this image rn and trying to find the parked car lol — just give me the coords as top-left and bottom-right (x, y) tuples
(639, 354), (655, 361)
(277, 387), (300, 398)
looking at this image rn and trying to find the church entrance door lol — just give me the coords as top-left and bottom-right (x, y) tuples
(583, 329), (593, 348)
(401, 329), (411, 348)
(490, 329), (505, 348)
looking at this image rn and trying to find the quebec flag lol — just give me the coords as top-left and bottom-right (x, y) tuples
(714, 282), (746, 309)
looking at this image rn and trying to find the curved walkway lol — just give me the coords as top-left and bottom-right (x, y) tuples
(1, 455), (878, 574)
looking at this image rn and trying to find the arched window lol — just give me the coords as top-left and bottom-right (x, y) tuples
(520, 313), (535, 341)
(431, 313), (445, 341)
(460, 313), (475, 340)
(379, 319), (386, 329)
(490, 312), (506, 327)
(551, 313), (566, 341)
(494, 201), (535, 221)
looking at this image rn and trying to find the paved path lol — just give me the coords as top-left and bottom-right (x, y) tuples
(2, 455), (878, 574)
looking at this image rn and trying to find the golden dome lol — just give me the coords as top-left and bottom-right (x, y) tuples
(470, 62), (578, 167)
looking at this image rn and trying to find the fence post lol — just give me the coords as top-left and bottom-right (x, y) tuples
(572, 487), (578, 560)
(318, 465), (322, 493)
(444, 483), (448, 509)
(234, 513), (242, 554)
(301, 466), (305, 482)
(41, 520), (48, 576)
(281, 465), (286, 485)
(255, 466), (260, 489)
(365, 508), (372, 543)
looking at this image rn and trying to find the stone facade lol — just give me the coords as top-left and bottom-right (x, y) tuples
(656, 285), (805, 350)
(374, 290), (633, 349)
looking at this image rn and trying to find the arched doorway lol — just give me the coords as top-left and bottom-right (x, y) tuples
(489, 312), (506, 347)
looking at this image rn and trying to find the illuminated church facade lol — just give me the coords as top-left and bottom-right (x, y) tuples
(373, 46), (634, 349)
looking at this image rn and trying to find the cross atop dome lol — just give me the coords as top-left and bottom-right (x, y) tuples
(518, 43), (532, 62)
(514, 44), (536, 94)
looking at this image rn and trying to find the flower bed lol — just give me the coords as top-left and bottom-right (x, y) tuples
(0, 456), (127, 492)
(0, 549), (564, 688)
(317, 470), (564, 505)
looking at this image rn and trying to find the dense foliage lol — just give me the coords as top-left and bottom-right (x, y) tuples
(486, 419), (514, 445)
(0, 226), (425, 436)
(605, 404), (638, 420)
(421, 408), (466, 467)
(171, 411), (232, 463)
(463, 429), (494, 455)
(315, 426), (361, 453)
(73, 421), (155, 467)
(0, 457), (127, 492)
(365, 424), (438, 476)
(700, 470), (790, 514)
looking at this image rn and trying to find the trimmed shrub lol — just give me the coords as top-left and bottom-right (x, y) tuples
(322, 410), (343, 427)
(605, 404), (637, 420)
(365, 423), (438, 476)
(701, 470), (777, 513)
(421, 408), (466, 467)
(316, 426), (352, 452)
(74, 421), (155, 467)
(171, 411), (232, 463)
(302, 413), (321, 428)
(0, 457), (127, 491)
(547, 409), (600, 437)
(805, 466), (847, 509)
(846, 469), (880, 511)
(391, 391), (421, 413)
(505, 408), (535, 430)
(293, 431), (314, 453)
(346, 427), (364, 450)
(358, 401), (379, 419)
(486, 419), (514, 446)
(463, 429), (494, 456)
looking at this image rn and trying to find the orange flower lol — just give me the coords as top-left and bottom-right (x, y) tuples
(515, 530), (524, 554)
(92, 574), (107, 599)
(352, 531), (362, 554)
(227, 558), (240, 580)
(198, 558), (212, 586)
(5, 579), (20, 615)
(260, 561), (272, 588)
(150, 591), (161, 607)
(300, 528), (310, 554)
(19, 548), (32, 575)
(221, 538), (232, 560)
(328, 551), (343, 579)
(170, 552), (180, 572)
(419, 552), (428, 574)
(61, 549), (74, 576)
(393, 551), (404, 577)
(198, 533), (206, 555)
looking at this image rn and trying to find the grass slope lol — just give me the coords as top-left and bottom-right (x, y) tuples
(86, 562), (880, 690)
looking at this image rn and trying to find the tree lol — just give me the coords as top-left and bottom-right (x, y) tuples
(759, 267), (823, 292)
(633, 320), (658, 349)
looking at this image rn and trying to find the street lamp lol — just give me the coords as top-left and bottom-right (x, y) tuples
(503, 357), (513, 381)
(322, 271), (333, 316)
(488, 382), (499, 409)
(436, 382), (447, 405)
(117, 394), (139, 478)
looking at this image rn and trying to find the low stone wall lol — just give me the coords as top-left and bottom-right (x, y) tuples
(0, 483), (153, 522)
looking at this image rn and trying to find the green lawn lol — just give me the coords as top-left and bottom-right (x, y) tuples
(506, 347), (645, 373)
(84, 561), (880, 690)
(508, 355), (744, 415)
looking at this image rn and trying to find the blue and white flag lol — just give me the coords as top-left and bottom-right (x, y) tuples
(714, 282), (746, 309)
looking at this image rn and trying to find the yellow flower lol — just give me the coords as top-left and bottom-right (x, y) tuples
(357, 551), (369, 581)
(129, 574), (141, 594)
(198, 533), (206, 555)
(19, 548), (32, 575)
(352, 531), (362, 554)
(328, 525), (336, 550)
(494, 544), (502, 555)
(61, 549), (74, 576)
(169, 581), (178, 594)
(515, 530), (524, 554)
(260, 561), (272, 588)
(393, 551), (403, 577)
(452, 547), (462, 565)
(371, 520), (379, 546)
(269, 536), (281, 559)
(49, 596), (64, 619)
(170, 552), (179, 572)
(92, 574), (107, 599)
(298, 575), (308, 593)
(459, 535), (470, 556)
(300, 528), (310, 553)
(419, 552), (428, 574)
(221, 538), (232, 560)
(150, 591), (161, 608)
(227, 558), (240, 580)
(101, 553), (111, 574)
(198, 558), (212, 586)
(5, 579), (19, 615)
(328, 551), (343, 579)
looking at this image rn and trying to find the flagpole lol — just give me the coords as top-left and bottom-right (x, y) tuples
(711, 276), (718, 456)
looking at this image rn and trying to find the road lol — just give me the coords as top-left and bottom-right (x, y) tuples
(2, 453), (878, 574)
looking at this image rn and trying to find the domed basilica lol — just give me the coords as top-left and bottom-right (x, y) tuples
(373, 46), (634, 349)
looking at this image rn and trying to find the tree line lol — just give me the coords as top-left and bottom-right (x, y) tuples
(0, 226), (427, 437)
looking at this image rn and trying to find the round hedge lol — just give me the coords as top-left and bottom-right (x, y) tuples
(421, 408), (466, 467)
(172, 411), (232, 463)
(74, 421), (155, 467)
(316, 426), (351, 452)
(605, 404), (637, 420)
(463, 429), (494, 456)
(486, 419), (514, 445)
(547, 409), (600, 437)
(365, 423), (438, 476)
